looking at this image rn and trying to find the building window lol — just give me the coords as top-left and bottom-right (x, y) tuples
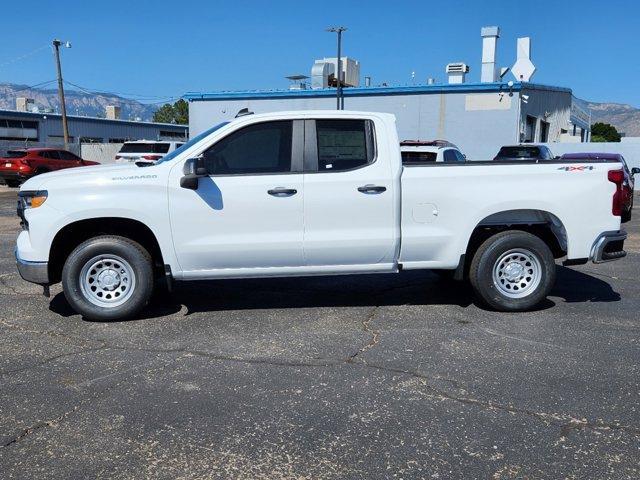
(48, 135), (75, 143)
(79, 137), (104, 143)
(159, 130), (187, 140)
(0, 119), (39, 141)
(108, 138), (127, 143)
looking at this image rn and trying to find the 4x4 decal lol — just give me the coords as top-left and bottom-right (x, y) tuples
(557, 165), (594, 171)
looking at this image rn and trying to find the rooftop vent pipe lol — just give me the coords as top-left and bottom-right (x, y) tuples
(446, 63), (469, 84)
(481, 26), (500, 82)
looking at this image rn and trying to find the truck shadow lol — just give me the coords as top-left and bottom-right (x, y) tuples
(48, 265), (620, 321)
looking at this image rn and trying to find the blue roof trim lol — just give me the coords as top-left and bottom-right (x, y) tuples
(0, 109), (188, 130)
(184, 81), (571, 101)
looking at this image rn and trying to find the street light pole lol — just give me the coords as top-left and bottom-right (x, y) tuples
(327, 27), (347, 110)
(52, 39), (71, 148)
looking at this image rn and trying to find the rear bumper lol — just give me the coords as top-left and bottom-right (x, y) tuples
(15, 249), (49, 285)
(0, 171), (30, 181)
(590, 231), (627, 263)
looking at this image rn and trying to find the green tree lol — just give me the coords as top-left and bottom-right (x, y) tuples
(590, 122), (621, 142)
(153, 99), (189, 125)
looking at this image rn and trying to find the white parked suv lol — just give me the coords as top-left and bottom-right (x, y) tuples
(400, 140), (466, 163)
(115, 140), (184, 163)
(15, 111), (627, 321)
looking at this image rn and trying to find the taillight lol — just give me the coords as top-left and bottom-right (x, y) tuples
(608, 169), (624, 216)
(142, 155), (162, 161)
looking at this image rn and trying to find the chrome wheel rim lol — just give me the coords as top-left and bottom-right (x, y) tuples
(79, 255), (136, 308)
(492, 248), (541, 299)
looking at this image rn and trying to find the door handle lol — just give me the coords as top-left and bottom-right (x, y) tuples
(268, 188), (297, 197)
(357, 184), (387, 194)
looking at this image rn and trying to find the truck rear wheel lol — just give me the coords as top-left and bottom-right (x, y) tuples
(62, 236), (154, 321)
(469, 230), (556, 311)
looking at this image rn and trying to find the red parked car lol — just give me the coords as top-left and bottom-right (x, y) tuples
(0, 148), (99, 188)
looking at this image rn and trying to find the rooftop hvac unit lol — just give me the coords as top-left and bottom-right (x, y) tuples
(446, 62), (469, 84)
(311, 57), (360, 89)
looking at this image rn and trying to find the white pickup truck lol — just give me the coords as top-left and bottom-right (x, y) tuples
(15, 111), (628, 321)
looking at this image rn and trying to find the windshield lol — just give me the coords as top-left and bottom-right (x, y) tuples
(495, 146), (540, 159)
(120, 143), (170, 154)
(156, 122), (230, 164)
(5, 150), (27, 158)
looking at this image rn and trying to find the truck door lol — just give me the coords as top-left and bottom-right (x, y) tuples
(168, 120), (305, 275)
(302, 119), (396, 268)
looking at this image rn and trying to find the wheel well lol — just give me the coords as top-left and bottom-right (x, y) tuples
(48, 218), (164, 284)
(463, 210), (567, 276)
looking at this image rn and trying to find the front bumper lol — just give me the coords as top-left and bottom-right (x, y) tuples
(591, 231), (627, 263)
(15, 249), (49, 285)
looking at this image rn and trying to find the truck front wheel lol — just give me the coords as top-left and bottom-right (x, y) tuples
(62, 236), (154, 321)
(469, 230), (556, 311)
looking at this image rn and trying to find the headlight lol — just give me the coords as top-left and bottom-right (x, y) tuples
(18, 190), (48, 209)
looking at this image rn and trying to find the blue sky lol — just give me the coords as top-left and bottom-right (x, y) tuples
(1, 0), (639, 106)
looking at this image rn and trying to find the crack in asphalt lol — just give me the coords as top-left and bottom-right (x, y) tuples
(0, 377), (141, 450)
(0, 346), (108, 376)
(2, 336), (640, 451)
(348, 306), (381, 363)
(359, 362), (640, 438)
(579, 268), (636, 283)
(0, 319), (103, 346)
(0, 276), (37, 296)
(0, 406), (81, 449)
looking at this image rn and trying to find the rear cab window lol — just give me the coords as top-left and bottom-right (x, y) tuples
(120, 143), (170, 154)
(401, 151), (437, 164)
(495, 146), (541, 159)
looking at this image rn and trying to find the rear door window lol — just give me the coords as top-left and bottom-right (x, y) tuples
(315, 120), (374, 172)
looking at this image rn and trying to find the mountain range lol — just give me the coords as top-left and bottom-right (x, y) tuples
(0, 83), (158, 121)
(583, 101), (640, 137)
(1, 82), (639, 136)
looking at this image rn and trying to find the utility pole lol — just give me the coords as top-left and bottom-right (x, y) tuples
(326, 27), (347, 110)
(52, 39), (71, 148)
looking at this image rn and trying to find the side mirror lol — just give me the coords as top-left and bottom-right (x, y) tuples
(180, 156), (207, 190)
(632, 167), (640, 176)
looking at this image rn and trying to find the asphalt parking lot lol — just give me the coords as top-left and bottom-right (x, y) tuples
(0, 185), (639, 479)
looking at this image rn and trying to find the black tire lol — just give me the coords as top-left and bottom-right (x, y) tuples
(5, 180), (20, 188)
(469, 230), (556, 311)
(62, 236), (154, 321)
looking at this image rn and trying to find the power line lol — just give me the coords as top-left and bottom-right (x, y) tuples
(63, 80), (180, 101)
(0, 45), (50, 69)
(5, 79), (57, 94)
